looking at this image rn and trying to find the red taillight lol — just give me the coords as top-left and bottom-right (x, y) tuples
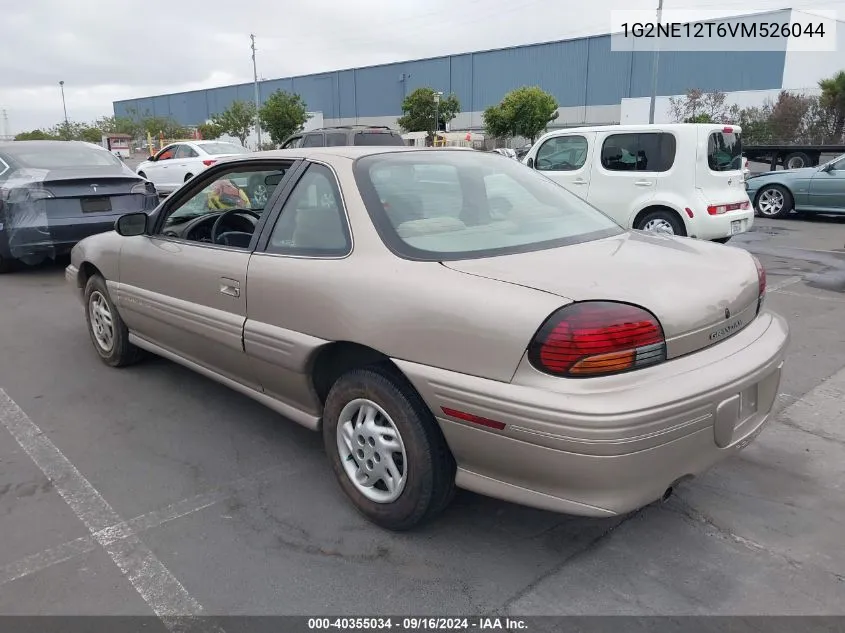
(202, 159), (217, 166)
(723, 126), (733, 133)
(528, 302), (666, 378)
(707, 201), (750, 215)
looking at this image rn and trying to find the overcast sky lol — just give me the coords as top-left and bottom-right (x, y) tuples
(0, 0), (838, 134)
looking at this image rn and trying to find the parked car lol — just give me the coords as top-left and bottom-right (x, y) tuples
(136, 140), (249, 195)
(0, 140), (157, 273)
(280, 126), (406, 149)
(746, 153), (845, 218)
(522, 123), (752, 243)
(67, 147), (788, 530)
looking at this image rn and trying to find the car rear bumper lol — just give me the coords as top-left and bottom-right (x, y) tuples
(395, 310), (789, 517)
(0, 215), (122, 260)
(693, 208), (755, 240)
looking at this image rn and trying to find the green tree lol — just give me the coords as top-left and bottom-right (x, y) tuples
(96, 115), (141, 138)
(259, 90), (308, 146)
(818, 70), (845, 141)
(397, 87), (461, 137)
(211, 100), (256, 146)
(197, 121), (225, 140)
(15, 129), (57, 141)
(483, 86), (559, 143)
(80, 126), (104, 143)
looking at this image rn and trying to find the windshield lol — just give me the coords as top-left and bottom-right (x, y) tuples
(5, 142), (123, 169)
(708, 130), (743, 172)
(353, 150), (623, 261)
(199, 142), (249, 155)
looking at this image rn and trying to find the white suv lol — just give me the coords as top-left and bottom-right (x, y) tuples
(523, 123), (753, 243)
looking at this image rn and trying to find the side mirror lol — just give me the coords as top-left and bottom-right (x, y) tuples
(115, 212), (148, 237)
(527, 157), (534, 168)
(147, 155), (157, 162)
(821, 162), (833, 172)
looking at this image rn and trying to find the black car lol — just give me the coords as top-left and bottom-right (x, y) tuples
(280, 126), (406, 149)
(0, 141), (158, 272)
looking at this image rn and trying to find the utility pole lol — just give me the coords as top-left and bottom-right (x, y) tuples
(59, 81), (69, 132)
(250, 34), (262, 149)
(1, 109), (8, 139)
(648, 0), (664, 124)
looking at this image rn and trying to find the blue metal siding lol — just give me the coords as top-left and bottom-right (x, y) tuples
(628, 50), (785, 98)
(337, 70), (357, 118)
(449, 54), (473, 112)
(586, 36), (633, 107)
(472, 40), (590, 109)
(114, 20), (790, 124)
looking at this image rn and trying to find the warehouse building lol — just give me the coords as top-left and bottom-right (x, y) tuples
(113, 8), (844, 135)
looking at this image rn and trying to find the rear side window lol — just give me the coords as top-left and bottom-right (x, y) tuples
(600, 133), (675, 172)
(708, 131), (742, 172)
(325, 133), (348, 147)
(535, 135), (589, 171)
(301, 134), (325, 147)
(353, 132), (405, 146)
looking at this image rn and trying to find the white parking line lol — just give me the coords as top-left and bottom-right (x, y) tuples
(0, 389), (223, 631)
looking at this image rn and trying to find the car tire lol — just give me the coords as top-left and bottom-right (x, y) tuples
(634, 209), (685, 236)
(184, 173), (193, 182)
(138, 171), (146, 179)
(713, 237), (731, 244)
(755, 184), (793, 219)
(84, 274), (143, 368)
(322, 364), (456, 531)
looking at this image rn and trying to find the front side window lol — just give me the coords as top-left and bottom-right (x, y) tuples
(301, 134), (325, 148)
(156, 146), (176, 161)
(708, 130), (742, 172)
(160, 165), (289, 247)
(265, 163), (351, 256)
(174, 145), (199, 159)
(353, 150), (622, 261)
(535, 135), (589, 171)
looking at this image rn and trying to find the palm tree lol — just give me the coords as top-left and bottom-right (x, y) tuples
(819, 71), (845, 141)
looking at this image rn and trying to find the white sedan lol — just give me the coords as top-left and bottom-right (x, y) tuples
(136, 140), (249, 195)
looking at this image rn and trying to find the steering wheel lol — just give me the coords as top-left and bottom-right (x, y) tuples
(210, 209), (260, 245)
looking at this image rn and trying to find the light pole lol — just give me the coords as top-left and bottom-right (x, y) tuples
(433, 91), (443, 145)
(647, 0), (664, 124)
(59, 81), (69, 132)
(250, 35), (262, 149)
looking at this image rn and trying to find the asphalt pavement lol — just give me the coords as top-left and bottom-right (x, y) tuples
(0, 215), (844, 623)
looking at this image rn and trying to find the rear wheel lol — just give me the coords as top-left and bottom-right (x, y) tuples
(84, 275), (143, 367)
(184, 173), (194, 182)
(755, 184), (793, 218)
(322, 365), (456, 531)
(635, 209), (685, 236)
(783, 152), (811, 170)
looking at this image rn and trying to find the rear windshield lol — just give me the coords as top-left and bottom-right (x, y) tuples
(353, 132), (406, 146)
(199, 142), (249, 155)
(353, 150), (623, 261)
(4, 143), (123, 169)
(708, 131), (742, 172)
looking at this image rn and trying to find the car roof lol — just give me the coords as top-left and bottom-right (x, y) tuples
(538, 123), (740, 137)
(213, 145), (477, 164)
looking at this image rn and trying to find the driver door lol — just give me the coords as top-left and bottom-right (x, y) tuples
(144, 145), (178, 190)
(116, 160), (297, 388)
(531, 133), (595, 199)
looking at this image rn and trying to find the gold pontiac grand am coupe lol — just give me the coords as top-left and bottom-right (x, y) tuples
(67, 146), (789, 530)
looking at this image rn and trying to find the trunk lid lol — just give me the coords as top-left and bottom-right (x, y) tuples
(696, 125), (749, 205)
(442, 231), (761, 358)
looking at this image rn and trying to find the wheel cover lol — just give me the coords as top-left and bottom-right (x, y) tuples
(336, 398), (408, 504)
(786, 156), (805, 169)
(757, 188), (784, 216)
(252, 184), (268, 205)
(89, 291), (115, 352)
(642, 218), (675, 235)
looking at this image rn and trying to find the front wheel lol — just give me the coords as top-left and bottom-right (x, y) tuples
(755, 184), (793, 218)
(322, 365), (456, 531)
(84, 275), (144, 367)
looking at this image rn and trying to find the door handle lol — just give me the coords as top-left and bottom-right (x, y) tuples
(572, 178), (588, 185)
(634, 180), (654, 187)
(219, 278), (241, 298)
